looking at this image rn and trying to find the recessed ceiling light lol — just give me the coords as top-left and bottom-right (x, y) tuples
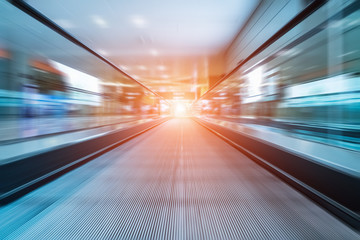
(138, 65), (147, 70)
(150, 49), (158, 56)
(91, 15), (109, 28)
(157, 65), (166, 71)
(119, 65), (129, 70)
(97, 49), (108, 56)
(131, 15), (147, 28)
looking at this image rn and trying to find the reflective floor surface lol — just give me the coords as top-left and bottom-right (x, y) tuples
(0, 119), (358, 239)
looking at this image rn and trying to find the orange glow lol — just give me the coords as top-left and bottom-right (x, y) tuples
(172, 102), (189, 117)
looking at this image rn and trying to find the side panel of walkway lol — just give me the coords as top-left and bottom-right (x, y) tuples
(0, 119), (358, 239)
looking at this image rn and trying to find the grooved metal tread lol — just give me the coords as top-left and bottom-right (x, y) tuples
(0, 119), (358, 239)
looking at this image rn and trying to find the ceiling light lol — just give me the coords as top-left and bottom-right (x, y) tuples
(97, 49), (108, 56)
(131, 15), (147, 28)
(119, 65), (129, 70)
(173, 96), (184, 100)
(157, 65), (166, 71)
(138, 65), (147, 70)
(150, 49), (158, 56)
(91, 15), (109, 28)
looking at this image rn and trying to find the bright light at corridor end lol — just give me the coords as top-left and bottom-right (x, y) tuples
(172, 101), (191, 117)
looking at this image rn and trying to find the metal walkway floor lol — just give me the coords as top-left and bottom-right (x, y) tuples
(0, 119), (358, 239)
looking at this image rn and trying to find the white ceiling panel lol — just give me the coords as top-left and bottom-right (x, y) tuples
(25, 0), (259, 98)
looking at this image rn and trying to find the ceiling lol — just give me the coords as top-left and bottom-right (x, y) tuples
(25, 0), (259, 100)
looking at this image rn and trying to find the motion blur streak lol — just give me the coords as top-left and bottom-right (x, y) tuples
(0, 119), (358, 239)
(0, 0), (359, 238)
(194, 0), (360, 152)
(0, 1), (163, 146)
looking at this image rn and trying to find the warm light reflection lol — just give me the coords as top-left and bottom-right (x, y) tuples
(172, 101), (189, 117)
